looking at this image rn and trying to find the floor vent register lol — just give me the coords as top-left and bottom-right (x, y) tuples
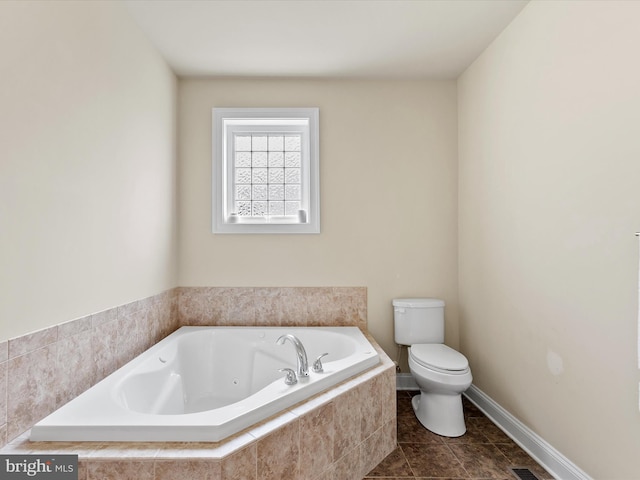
(509, 467), (540, 480)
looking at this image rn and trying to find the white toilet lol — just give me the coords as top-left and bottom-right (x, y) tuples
(393, 298), (472, 437)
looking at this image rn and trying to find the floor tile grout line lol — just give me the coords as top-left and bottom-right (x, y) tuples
(396, 442), (417, 478)
(442, 439), (473, 479)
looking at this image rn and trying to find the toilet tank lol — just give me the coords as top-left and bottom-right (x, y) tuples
(393, 298), (445, 345)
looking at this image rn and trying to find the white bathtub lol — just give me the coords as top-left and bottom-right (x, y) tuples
(30, 326), (379, 442)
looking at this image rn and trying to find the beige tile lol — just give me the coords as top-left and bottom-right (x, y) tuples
(360, 420), (396, 476)
(178, 287), (210, 325)
(118, 297), (146, 318)
(146, 304), (162, 347)
(7, 344), (57, 440)
(221, 444), (257, 480)
(256, 419), (300, 480)
(91, 317), (119, 384)
(213, 287), (253, 297)
(8, 327), (57, 359)
(135, 308), (155, 352)
(299, 287), (328, 297)
(353, 289), (368, 331)
(153, 442), (219, 460)
(56, 329), (93, 408)
(86, 442), (159, 459)
(333, 445), (362, 480)
(299, 402), (334, 479)
(0, 423), (6, 449)
(359, 375), (382, 440)
(116, 313), (141, 367)
(144, 304), (161, 348)
(0, 342), (7, 362)
(153, 433), (254, 461)
(279, 287), (309, 297)
(222, 291), (256, 326)
(311, 466), (334, 480)
(279, 293), (308, 327)
(155, 459), (221, 480)
(197, 288), (229, 326)
(304, 291), (339, 327)
(158, 301), (179, 340)
(363, 446), (412, 478)
(345, 292), (367, 328)
(10, 440), (97, 457)
(254, 295), (286, 327)
(77, 459), (88, 480)
(381, 418), (398, 459)
(178, 286), (369, 329)
(85, 460), (154, 480)
(332, 287), (364, 296)
(324, 292), (367, 327)
(379, 369), (396, 424)
(333, 386), (361, 459)
(58, 315), (92, 338)
(252, 287), (283, 298)
(0, 361), (6, 424)
(90, 307), (117, 328)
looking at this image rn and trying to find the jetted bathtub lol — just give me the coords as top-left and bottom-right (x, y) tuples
(30, 326), (379, 442)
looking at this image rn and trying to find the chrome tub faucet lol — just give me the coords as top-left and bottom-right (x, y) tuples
(276, 334), (309, 377)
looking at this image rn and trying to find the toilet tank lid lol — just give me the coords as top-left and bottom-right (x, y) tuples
(392, 298), (445, 308)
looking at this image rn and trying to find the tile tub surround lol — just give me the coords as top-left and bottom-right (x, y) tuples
(0, 286), (366, 448)
(0, 289), (179, 448)
(1, 286), (386, 478)
(178, 287), (367, 330)
(3, 336), (396, 480)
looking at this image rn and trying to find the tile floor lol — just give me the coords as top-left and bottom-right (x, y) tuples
(364, 391), (554, 480)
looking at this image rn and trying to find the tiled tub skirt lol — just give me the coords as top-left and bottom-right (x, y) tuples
(2, 335), (396, 480)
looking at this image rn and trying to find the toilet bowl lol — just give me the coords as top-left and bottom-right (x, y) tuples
(408, 344), (472, 437)
(393, 298), (472, 438)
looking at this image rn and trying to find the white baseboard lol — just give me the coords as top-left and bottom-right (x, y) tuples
(464, 384), (592, 480)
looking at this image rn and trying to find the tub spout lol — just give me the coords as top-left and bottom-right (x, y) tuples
(276, 334), (309, 377)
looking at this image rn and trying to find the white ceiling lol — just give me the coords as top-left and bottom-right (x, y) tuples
(124, 0), (528, 79)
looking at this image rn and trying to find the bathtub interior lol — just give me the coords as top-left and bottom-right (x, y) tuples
(116, 327), (360, 416)
(30, 326), (380, 442)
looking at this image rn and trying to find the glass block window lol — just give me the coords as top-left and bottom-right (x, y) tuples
(233, 133), (302, 219)
(212, 108), (320, 234)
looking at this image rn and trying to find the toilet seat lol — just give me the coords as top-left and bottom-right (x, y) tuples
(409, 344), (469, 375)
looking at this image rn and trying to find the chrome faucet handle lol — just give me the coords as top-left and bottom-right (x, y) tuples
(312, 353), (329, 373)
(279, 368), (298, 385)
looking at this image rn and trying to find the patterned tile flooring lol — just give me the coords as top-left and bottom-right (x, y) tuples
(364, 391), (554, 479)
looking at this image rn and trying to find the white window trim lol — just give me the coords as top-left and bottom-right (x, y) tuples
(212, 107), (320, 234)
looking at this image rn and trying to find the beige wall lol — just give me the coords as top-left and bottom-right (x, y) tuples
(178, 78), (458, 359)
(0, 1), (178, 342)
(458, 1), (640, 477)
